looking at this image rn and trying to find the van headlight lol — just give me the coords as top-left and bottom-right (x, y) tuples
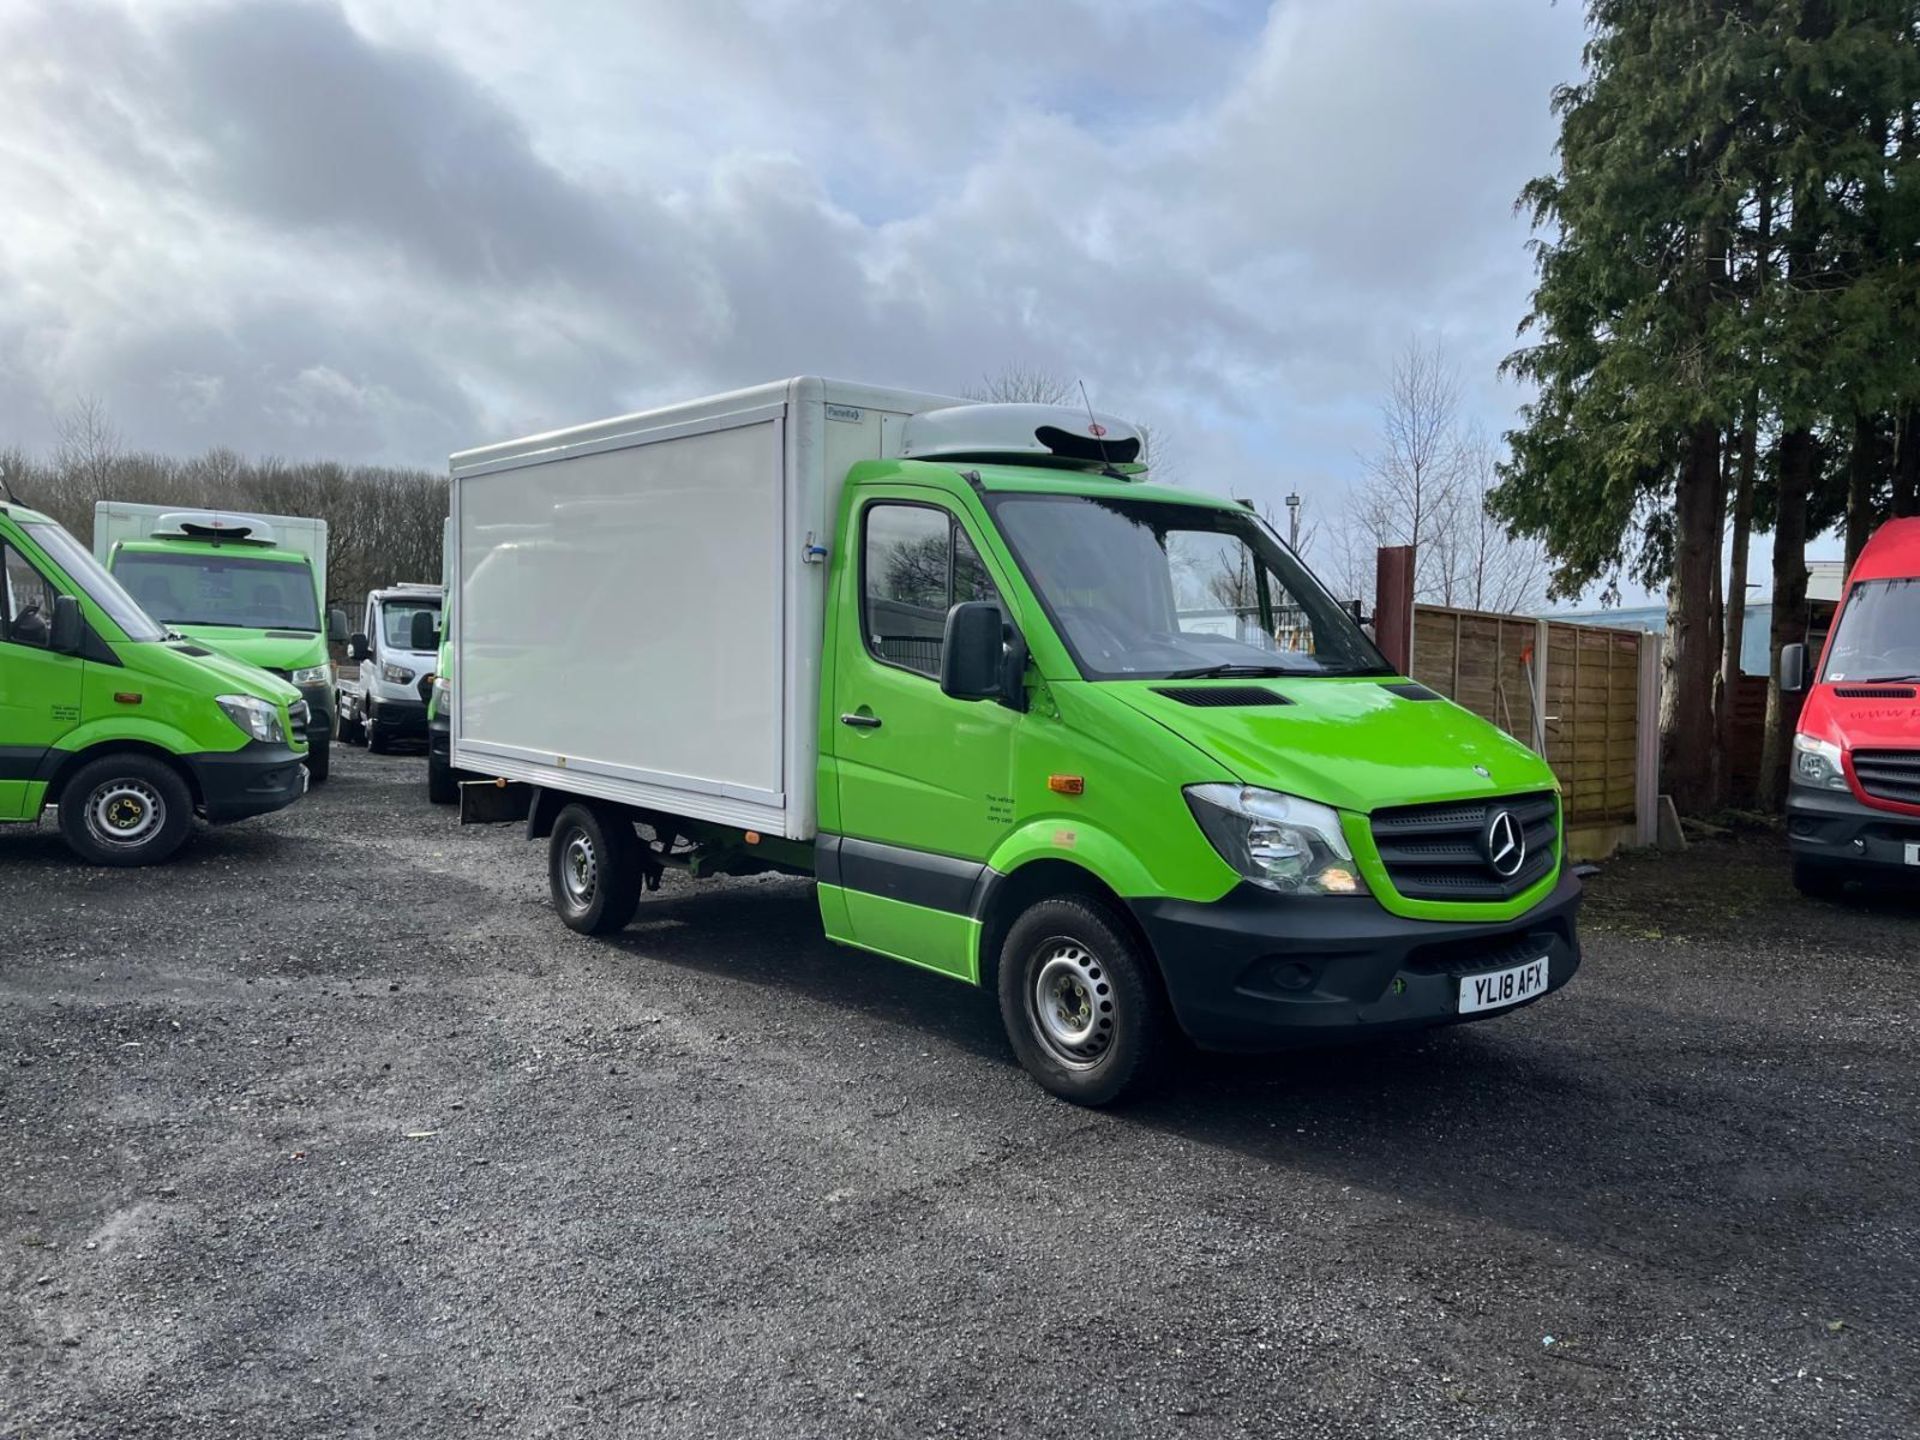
(290, 663), (333, 687)
(216, 694), (285, 744)
(1184, 785), (1367, 896)
(1792, 733), (1850, 792)
(381, 663), (415, 684)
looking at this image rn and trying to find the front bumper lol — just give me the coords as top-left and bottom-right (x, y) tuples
(371, 695), (429, 735)
(297, 682), (335, 743)
(188, 742), (309, 824)
(1130, 871), (1583, 1051)
(1787, 783), (1920, 875)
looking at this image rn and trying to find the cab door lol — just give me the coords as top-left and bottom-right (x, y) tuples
(827, 492), (1022, 979)
(0, 540), (85, 819)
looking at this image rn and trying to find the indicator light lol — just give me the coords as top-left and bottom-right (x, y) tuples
(1047, 775), (1085, 795)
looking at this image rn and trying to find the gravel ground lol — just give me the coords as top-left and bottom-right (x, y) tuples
(3, 746), (1917, 1439)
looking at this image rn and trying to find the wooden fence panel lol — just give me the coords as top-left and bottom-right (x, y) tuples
(1414, 605), (1645, 843)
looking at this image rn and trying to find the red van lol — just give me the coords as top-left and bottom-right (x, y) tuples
(1782, 517), (1920, 896)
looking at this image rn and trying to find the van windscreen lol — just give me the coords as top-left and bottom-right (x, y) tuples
(987, 493), (1393, 681)
(111, 551), (321, 632)
(1822, 577), (1920, 683)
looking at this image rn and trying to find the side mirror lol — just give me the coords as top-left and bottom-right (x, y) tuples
(410, 610), (440, 652)
(1780, 642), (1807, 694)
(347, 632), (370, 663)
(327, 608), (349, 643)
(940, 601), (1027, 711)
(1345, 598), (1372, 628)
(49, 595), (83, 655)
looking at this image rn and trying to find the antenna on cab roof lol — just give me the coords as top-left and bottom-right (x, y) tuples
(1077, 380), (1128, 481)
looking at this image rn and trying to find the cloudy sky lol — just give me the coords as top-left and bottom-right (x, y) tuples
(1, 0), (1609, 554)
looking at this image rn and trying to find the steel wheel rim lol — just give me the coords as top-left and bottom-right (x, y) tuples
(1030, 941), (1115, 1069)
(560, 829), (598, 909)
(85, 778), (165, 849)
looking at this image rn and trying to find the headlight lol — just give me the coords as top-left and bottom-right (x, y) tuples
(1184, 784), (1367, 896)
(216, 693), (284, 744)
(1792, 732), (1850, 792)
(381, 663), (416, 684)
(290, 663), (333, 687)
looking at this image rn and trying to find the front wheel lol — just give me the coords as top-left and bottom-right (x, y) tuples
(997, 896), (1169, 1106)
(1792, 858), (1848, 901)
(56, 754), (194, 867)
(305, 733), (331, 784)
(427, 745), (457, 804)
(548, 803), (644, 935)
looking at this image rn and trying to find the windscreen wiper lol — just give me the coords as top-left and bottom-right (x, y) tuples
(1858, 674), (1920, 683)
(1162, 663), (1299, 679)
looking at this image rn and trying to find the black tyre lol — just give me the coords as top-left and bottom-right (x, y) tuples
(305, 733), (331, 784)
(56, 754), (194, 867)
(366, 717), (392, 755)
(1792, 858), (1848, 901)
(997, 895), (1169, 1106)
(337, 703), (365, 746)
(548, 802), (643, 935)
(427, 746), (457, 805)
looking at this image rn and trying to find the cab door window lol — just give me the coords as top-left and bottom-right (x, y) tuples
(1, 544), (58, 649)
(862, 504), (1001, 679)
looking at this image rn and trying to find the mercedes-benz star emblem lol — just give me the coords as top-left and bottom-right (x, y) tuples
(1483, 809), (1526, 878)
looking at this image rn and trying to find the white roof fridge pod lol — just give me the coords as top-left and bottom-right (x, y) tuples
(447, 377), (962, 841)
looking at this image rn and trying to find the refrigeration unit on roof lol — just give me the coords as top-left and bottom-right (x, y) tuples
(899, 403), (1148, 474)
(153, 511), (279, 545)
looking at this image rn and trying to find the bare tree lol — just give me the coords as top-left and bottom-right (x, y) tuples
(1349, 338), (1468, 602)
(55, 396), (122, 496)
(1443, 427), (1548, 614)
(965, 365), (1076, 406)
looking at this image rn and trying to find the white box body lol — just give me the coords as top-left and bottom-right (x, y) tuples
(448, 377), (960, 841)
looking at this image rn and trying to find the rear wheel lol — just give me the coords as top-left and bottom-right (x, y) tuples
(997, 896), (1168, 1106)
(56, 754), (194, 867)
(549, 803), (643, 935)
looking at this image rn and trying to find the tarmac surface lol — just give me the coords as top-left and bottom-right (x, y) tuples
(4, 745), (1917, 1438)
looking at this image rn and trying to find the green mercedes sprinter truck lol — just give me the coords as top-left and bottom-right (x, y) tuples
(449, 380), (1580, 1104)
(94, 503), (346, 782)
(1, 499), (310, 866)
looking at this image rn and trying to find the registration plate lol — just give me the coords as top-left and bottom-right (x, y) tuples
(1459, 957), (1549, 1015)
(1907, 843), (1920, 867)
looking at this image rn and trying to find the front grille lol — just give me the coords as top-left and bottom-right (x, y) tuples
(1853, 750), (1920, 807)
(1835, 686), (1915, 699)
(1152, 686), (1293, 708)
(1370, 791), (1559, 902)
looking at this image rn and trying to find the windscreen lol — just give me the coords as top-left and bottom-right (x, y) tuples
(23, 521), (165, 642)
(111, 550), (321, 631)
(381, 598), (440, 651)
(988, 493), (1391, 681)
(1821, 578), (1920, 682)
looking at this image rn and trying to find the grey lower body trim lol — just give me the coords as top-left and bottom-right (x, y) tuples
(815, 833), (992, 916)
(0, 746), (48, 783)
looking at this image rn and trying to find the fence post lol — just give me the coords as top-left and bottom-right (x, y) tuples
(1374, 545), (1416, 674)
(1635, 632), (1662, 846)
(1531, 617), (1550, 755)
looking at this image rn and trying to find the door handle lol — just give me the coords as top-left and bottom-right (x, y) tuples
(839, 713), (882, 729)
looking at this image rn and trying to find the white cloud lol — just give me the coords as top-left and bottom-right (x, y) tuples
(0, 0), (1592, 529)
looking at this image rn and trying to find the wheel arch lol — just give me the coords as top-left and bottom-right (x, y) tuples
(40, 741), (204, 812)
(974, 857), (1161, 994)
